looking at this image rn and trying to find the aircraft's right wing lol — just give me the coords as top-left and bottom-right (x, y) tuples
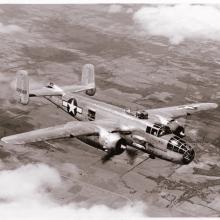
(1, 121), (99, 145)
(146, 102), (218, 124)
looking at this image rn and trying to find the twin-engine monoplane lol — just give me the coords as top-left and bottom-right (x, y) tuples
(1, 64), (218, 165)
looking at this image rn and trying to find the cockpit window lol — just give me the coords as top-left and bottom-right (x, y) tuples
(146, 123), (172, 137)
(146, 126), (151, 134)
(151, 128), (158, 136)
(158, 126), (172, 137)
(146, 126), (158, 136)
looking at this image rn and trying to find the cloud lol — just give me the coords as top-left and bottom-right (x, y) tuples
(0, 163), (61, 201)
(0, 163), (148, 220)
(108, 4), (123, 13)
(0, 23), (23, 34)
(133, 4), (220, 44)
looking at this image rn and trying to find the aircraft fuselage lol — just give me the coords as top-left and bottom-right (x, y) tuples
(44, 93), (195, 164)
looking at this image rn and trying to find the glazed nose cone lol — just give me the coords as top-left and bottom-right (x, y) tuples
(182, 148), (195, 164)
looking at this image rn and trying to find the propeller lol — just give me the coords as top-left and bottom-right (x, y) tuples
(101, 148), (116, 164)
(126, 148), (138, 165)
(101, 146), (138, 164)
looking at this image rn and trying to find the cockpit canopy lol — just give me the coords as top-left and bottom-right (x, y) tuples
(146, 123), (172, 137)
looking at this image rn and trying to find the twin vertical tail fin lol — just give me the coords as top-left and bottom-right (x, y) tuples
(81, 64), (96, 96)
(16, 70), (29, 105)
(14, 64), (95, 104)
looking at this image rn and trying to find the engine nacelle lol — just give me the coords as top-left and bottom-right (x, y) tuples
(99, 131), (125, 154)
(169, 121), (185, 138)
(173, 126), (185, 138)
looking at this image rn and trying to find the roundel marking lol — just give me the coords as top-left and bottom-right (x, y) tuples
(67, 98), (77, 116)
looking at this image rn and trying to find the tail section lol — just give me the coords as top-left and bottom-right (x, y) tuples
(14, 64), (95, 103)
(16, 70), (29, 105)
(81, 64), (96, 96)
(60, 64), (96, 96)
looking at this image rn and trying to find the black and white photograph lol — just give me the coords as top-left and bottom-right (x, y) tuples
(0, 1), (219, 219)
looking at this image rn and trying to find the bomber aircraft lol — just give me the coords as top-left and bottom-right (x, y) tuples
(1, 64), (218, 165)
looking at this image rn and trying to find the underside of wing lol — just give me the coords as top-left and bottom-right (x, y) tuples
(146, 103), (218, 124)
(1, 121), (99, 145)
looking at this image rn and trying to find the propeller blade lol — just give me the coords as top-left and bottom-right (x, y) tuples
(101, 147), (138, 165)
(101, 148), (116, 164)
(126, 148), (138, 165)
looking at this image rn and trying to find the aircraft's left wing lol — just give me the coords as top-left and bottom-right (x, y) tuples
(1, 121), (100, 145)
(146, 103), (218, 124)
(1, 120), (133, 145)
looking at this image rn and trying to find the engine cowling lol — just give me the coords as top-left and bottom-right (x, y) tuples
(169, 121), (185, 138)
(99, 131), (125, 154)
(173, 125), (185, 138)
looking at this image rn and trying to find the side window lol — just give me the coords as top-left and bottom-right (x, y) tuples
(167, 142), (173, 150)
(146, 126), (151, 134)
(88, 109), (96, 121)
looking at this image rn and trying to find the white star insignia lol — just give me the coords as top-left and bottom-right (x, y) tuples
(68, 100), (77, 113)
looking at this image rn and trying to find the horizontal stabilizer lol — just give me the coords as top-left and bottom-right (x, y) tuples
(29, 64), (96, 97)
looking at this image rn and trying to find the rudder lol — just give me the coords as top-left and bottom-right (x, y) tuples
(81, 64), (96, 96)
(16, 70), (29, 105)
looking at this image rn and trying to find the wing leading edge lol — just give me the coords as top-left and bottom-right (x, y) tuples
(146, 103), (218, 123)
(1, 121), (99, 145)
